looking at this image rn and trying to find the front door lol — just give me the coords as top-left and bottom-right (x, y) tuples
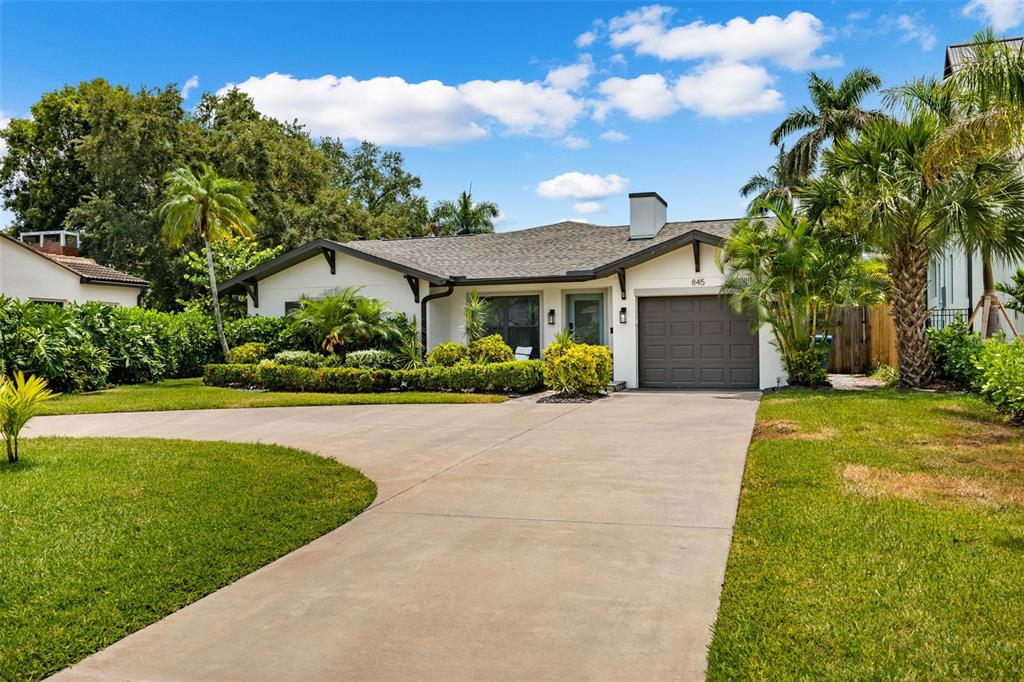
(567, 293), (605, 345)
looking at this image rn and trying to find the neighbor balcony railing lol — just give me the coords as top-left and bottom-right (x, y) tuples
(927, 308), (971, 330)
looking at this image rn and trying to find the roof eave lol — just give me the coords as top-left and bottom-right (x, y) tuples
(80, 277), (150, 289)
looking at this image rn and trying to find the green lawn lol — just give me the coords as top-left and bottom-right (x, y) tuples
(39, 378), (507, 415)
(707, 389), (1024, 679)
(0, 437), (376, 681)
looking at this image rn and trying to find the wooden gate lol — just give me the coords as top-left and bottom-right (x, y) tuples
(828, 304), (898, 374)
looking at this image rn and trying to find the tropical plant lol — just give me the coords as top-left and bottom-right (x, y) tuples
(974, 337), (1024, 423)
(819, 112), (1024, 385)
(770, 68), (884, 177)
(928, 319), (985, 388)
(287, 287), (407, 355)
(429, 189), (500, 236)
(740, 145), (803, 212)
(720, 197), (889, 386)
(0, 372), (57, 463)
(463, 290), (491, 343)
(542, 343), (613, 396)
(157, 165), (256, 357)
(997, 268), (1024, 314)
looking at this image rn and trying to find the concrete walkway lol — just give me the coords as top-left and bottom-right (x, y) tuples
(32, 391), (760, 681)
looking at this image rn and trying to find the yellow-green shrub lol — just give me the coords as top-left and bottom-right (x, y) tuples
(226, 342), (270, 364)
(542, 342), (612, 396)
(469, 334), (513, 364)
(427, 342), (469, 367)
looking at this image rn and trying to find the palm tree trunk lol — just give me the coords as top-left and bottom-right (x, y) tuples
(980, 251), (1003, 338)
(205, 237), (230, 358)
(889, 242), (934, 388)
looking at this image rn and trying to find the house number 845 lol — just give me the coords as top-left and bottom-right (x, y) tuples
(691, 278), (705, 286)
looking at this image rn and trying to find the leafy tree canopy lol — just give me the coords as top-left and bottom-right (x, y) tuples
(0, 80), (430, 309)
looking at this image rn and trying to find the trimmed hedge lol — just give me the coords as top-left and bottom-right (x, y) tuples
(204, 360), (544, 395)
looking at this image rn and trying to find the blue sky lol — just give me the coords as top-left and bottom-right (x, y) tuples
(1, 1), (1021, 230)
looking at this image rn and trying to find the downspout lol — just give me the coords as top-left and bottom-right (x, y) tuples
(420, 282), (454, 356)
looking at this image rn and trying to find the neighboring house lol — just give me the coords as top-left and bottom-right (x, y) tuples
(0, 231), (149, 307)
(221, 192), (786, 390)
(929, 38), (1024, 333)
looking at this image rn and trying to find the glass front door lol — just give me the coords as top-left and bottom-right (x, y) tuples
(567, 293), (605, 345)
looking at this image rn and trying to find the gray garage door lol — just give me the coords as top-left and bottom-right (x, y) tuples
(638, 296), (758, 389)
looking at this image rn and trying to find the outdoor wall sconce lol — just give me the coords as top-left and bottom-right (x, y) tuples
(547, 309), (556, 325)
(619, 307), (627, 324)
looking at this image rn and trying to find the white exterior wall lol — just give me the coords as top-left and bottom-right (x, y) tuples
(0, 239), (141, 307)
(928, 246), (1024, 332)
(424, 242), (785, 390)
(248, 252), (423, 321)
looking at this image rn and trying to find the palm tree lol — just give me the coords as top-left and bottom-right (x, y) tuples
(888, 75), (1024, 337)
(819, 113), (1024, 386)
(926, 30), (1024, 177)
(430, 189), (499, 236)
(770, 68), (884, 177)
(158, 165), (256, 357)
(739, 145), (803, 212)
(288, 287), (407, 355)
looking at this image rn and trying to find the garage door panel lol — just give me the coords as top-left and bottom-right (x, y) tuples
(638, 295), (759, 389)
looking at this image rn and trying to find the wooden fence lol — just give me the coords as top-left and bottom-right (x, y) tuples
(828, 304), (898, 374)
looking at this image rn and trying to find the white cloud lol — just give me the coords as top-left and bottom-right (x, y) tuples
(536, 172), (630, 199)
(457, 79), (585, 136)
(222, 72), (586, 146)
(847, 9), (870, 21)
(594, 74), (678, 121)
(600, 129), (629, 142)
(575, 30), (596, 48)
(963, 0), (1024, 30)
(608, 6), (838, 70)
(674, 63), (783, 117)
(893, 14), (937, 51)
(609, 53), (627, 66)
(545, 57), (594, 91)
(180, 75), (199, 100)
(562, 135), (590, 149)
(573, 201), (603, 213)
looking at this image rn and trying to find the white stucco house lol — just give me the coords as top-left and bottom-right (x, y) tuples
(221, 193), (785, 390)
(0, 231), (149, 306)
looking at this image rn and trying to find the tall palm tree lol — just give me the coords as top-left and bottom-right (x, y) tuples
(158, 165), (255, 357)
(889, 75), (1024, 337)
(820, 113), (1024, 386)
(770, 68), (884, 177)
(739, 145), (803, 212)
(430, 189), (500, 236)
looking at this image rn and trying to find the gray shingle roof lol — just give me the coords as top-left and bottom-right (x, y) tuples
(343, 219), (738, 281)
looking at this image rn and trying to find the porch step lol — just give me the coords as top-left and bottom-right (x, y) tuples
(606, 381), (627, 393)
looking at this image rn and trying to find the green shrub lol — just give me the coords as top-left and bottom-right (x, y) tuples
(542, 343), (612, 395)
(468, 334), (513, 364)
(975, 338), (1024, 423)
(783, 346), (829, 387)
(202, 360), (544, 394)
(202, 363), (259, 388)
(427, 342), (469, 367)
(344, 349), (399, 370)
(272, 350), (328, 368)
(224, 316), (305, 353)
(928, 320), (984, 388)
(227, 342), (270, 364)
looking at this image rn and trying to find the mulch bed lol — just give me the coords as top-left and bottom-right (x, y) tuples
(537, 392), (608, 404)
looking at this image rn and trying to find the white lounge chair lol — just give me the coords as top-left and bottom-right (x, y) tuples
(514, 346), (532, 360)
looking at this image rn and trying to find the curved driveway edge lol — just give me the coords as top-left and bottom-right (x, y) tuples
(31, 390), (760, 681)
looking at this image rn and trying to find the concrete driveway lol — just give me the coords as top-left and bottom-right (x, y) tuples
(31, 390), (760, 681)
